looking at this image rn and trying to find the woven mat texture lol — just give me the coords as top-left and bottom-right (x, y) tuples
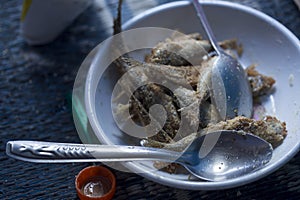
(1, 0), (299, 199)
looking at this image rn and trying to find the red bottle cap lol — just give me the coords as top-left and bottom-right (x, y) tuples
(75, 165), (116, 200)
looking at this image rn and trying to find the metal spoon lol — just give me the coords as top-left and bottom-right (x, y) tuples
(192, 0), (253, 119)
(6, 130), (272, 181)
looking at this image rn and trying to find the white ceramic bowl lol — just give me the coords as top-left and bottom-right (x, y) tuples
(84, 1), (300, 190)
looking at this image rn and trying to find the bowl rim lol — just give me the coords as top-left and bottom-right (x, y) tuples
(85, 0), (300, 190)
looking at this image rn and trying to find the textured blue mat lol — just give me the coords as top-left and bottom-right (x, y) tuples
(1, 0), (299, 199)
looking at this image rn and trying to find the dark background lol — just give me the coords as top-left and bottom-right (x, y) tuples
(1, 0), (299, 199)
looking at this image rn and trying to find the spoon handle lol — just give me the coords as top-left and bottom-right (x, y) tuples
(192, 0), (222, 55)
(6, 140), (180, 163)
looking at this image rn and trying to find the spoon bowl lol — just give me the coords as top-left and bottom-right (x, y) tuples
(181, 131), (272, 181)
(210, 54), (253, 119)
(6, 130), (272, 182)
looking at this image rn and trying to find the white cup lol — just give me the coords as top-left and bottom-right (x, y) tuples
(21, 0), (92, 45)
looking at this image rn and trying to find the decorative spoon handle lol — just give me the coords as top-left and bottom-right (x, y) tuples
(6, 140), (180, 163)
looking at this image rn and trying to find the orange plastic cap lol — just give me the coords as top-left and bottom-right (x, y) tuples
(75, 165), (116, 200)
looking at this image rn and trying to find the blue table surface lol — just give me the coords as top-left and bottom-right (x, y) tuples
(1, 0), (299, 199)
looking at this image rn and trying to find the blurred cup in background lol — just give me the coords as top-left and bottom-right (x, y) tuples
(21, 0), (92, 45)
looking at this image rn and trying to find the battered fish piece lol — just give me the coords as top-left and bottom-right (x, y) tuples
(113, 56), (210, 142)
(145, 33), (209, 66)
(246, 65), (276, 97)
(146, 33), (243, 66)
(142, 115), (287, 151)
(205, 116), (287, 147)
